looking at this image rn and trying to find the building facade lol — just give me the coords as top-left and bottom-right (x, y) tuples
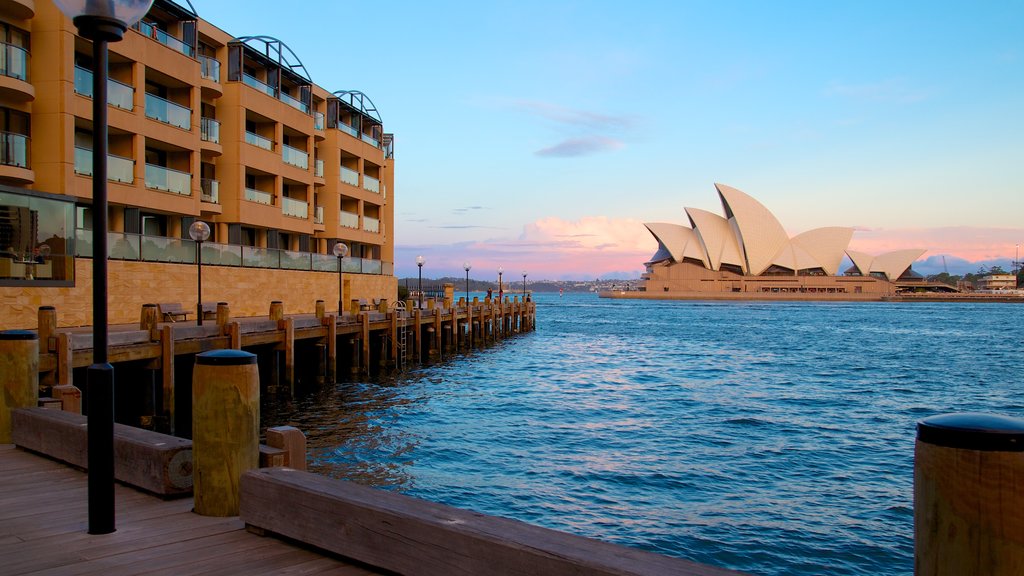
(0, 0), (396, 327)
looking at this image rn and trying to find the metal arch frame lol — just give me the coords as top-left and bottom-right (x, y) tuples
(332, 90), (382, 124)
(231, 35), (312, 83)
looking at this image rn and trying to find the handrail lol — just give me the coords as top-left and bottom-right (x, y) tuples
(145, 92), (191, 130)
(199, 55), (220, 82)
(74, 66), (134, 110)
(0, 41), (29, 82)
(245, 131), (274, 151)
(0, 132), (29, 169)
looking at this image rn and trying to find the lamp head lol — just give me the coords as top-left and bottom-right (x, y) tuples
(188, 220), (211, 242)
(498, 266), (503, 275)
(464, 261), (472, 272)
(333, 242), (349, 258)
(54, 0), (154, 41)
(416, 255), (425, 267)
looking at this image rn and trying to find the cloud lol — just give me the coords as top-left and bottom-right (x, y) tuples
(510, 99), (634, 158)
(514, 100), (634, 131)
(824, 79), (931, 103)
(535, 136), (624, 157)
(848, 226), (1024, 262)
(431, 225), (506, 230)
(452, 206), (486, 214)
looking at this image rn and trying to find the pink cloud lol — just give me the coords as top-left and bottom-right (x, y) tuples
(848, 226), (1024, 261)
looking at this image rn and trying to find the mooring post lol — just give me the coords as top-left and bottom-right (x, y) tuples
(56, 332), (72, 386)
(0, 330), (39, 443)
(140, 303), (158, 337)
(282, 317), (295, 396)
(228, 321), (241, 349)
(160, 325), (175, 435)
(413, 309), (422, 363)
(377, 299), (388, 314)
(269, 301), (284, 322)
(915, 413), (1024, 574)
(360, 312), (370, 375)
(389, 312), (398, 367)
(216, 302), (230, 329)
(193, 349), (259, 517)
(315, 299), (325, 320)
(433, 308), (442, 359)
(326, 314), (337, 382)
(38, 306), (57, 389)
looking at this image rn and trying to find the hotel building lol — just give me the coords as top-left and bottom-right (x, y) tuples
(0, 0), (395, 328)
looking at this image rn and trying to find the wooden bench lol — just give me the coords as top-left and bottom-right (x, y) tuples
(157, 302), (191, 322)
(241, 468), (744, 576)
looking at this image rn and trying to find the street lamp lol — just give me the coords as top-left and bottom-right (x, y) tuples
(52, 0), (155, 536)
(188, 221), (210, 326)
(333, 242), (348, 316)
(497, 265), (504, 300)
(463, 261), (472, 303)
(416, 255), (425, 308)
(522, 270), (527, 298)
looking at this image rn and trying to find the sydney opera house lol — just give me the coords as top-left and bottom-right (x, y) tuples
(635, 184), (941, 300)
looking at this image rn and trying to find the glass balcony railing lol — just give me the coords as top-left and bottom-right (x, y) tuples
(279, 90), (309, 114)
(242, 73), (276, 97)
(245, 131), (273, 151)
(201, 117), (220, 143)
(363, 216), (380, 233)
(314, 112), (325, 130)
(363, 174), (380, 194)
(0, 42), (29, 82)
(74, 66), (134, 110)
(340, 166), (359, 187)
(337, 122), (358, 139)
(314, 158), (324, 178)
(73, 147), (134, 183)
(201, 178), (219, 203)
(136, 21), (194, 57)
(199, 55), (220, 82)
(244, 188), (273, 205)
(242, 246), (278, 268)
(1, 132), (29, 169)
(340, 210), (359, 229)
(361, 133), (380, 148)
(281, 144), (309, 169)
(145, 164), (191, 195)
(145, 92), (191, 130)
(314, 206), (324, 224)
(281, 196), (308, 219)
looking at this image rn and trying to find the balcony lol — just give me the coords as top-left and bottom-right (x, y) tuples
(74, 66), (134, 111)
(1, 132), (29, 169)
(242, 73), (275, 97)
(363, 174), (380, 194)
(200, 117), (220, 143)
(73, 147), (134, 183)
(201, 178), (219, 203)
(340, 166), (359, 187)
(1, 42), (29, 82)
(361, 133), (380, 148)
(314, 159), (324, 178)
(340, 210), (359, 229)
(363, 216), (380, 233)
(145, 164), (191, 196)
(136, 21), (193, 57)
(313, 206), (324, 224)
(199, 56), (220, 82)
(244, 188), (273, 205)
(245, 131), (273, 151)
(279, 91), (309, 114)
(281, 196), (308, 219)
(145, 93), (191, 130)
(337, 122), (358, 139)
(281, 144), (308, 169)
(314, 112), (325, 130)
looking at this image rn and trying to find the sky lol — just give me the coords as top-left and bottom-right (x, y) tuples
(198, 1), (1024, 280)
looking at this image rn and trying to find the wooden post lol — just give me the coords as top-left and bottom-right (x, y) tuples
(52, 384), (82, 414)
(267, 425), (307, 471)
(282, 317), (295, 396)
(269, 300), (284, 322)
(405, 298), (415, 312)
(140, 303), (158, 338)
(350, 298), (361, 317)
(56, 332), (72, 386)
(467, 304), (474, 349)
(228, 321), (241, 349)
(377, 298), (388, 313)
(193, 349), (260, 517)
(443, 283), (454, 309)
(433, 308), (442, 359)
(360, 312), (370, 375)
(326, 314), (337, 383)
(160, 325), (175, 436)
(315, 300), (325, 319)
(37, 306), (57, 389)
(915, 413), (1024, 574)
(413, 309), (422, 363)
(216, 302), (230, 328)
(389, 312), (398, 367)
(0, 330), (38, 443)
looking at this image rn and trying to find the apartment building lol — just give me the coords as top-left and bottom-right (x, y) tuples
(0, 0), (396, 327)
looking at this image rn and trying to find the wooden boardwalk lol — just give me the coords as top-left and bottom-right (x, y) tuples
(0, 445), (381, 576)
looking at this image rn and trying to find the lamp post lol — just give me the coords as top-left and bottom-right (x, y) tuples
(53, 0), (155, 536)
(522, 270), (527, 298)
(188, 221), (210, 326)
(497, 266), (504, 300)
(333, 242), (348, 316)
(416, 255), (425, 308)
(463, 261), (472, 303)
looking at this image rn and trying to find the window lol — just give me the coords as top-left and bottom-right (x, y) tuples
(0, 189), (75, 285)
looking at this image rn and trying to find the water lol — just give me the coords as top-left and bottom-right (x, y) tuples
(263, 292), (1024, 575)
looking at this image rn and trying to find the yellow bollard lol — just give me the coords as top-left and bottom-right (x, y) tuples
(0, 330), (39, 443)
(192, 349), (259, 516)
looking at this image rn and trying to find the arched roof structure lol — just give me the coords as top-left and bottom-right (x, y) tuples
(685, 207), (742, 272)
(333, 90), (382, 124)
(715, 183), (790, 275)
(232, 36), (311, 83)
(871, 249), (926, 280)
(791, 227), (855, 275)
(644, 223), (699, 264)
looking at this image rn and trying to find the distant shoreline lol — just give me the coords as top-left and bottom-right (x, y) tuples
(598, 291), (1024, 303)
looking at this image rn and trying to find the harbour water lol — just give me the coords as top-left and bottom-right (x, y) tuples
(263, 292), (1024, 575)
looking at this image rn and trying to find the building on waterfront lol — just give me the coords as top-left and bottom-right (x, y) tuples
(976, 274), (1017, 291)
(0, 0), (395, 328)
(637, 183), (949, 299)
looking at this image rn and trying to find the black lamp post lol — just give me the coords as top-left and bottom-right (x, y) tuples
(522, 270), (527, 298)
(333, 242), (348, 316)
(416, 255), (425, 308)
(188, 221), (210, 326)
(53, 0), (155, 536)
(497, 265), (503, 300)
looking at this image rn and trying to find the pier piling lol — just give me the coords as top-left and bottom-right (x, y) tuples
(0, 330), (39, 443)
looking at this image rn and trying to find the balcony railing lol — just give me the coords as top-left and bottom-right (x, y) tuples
(0, 41), (29, 82)
(245, 131), (273, 151)
(145, 164), (191, 195)
(337, 122), (358, 139)
(340, 166), (359, 187)
(361, 133), (380, 148)
(314, 112), (325, 130)
(1, 132), (29, 169)
(199, 55), (220, 82)
(242, 73), (276, 97)
(340, 210), (359, 229)
(201, 117), (220, 143)
(281, 144), (309, 169)
(145, 92), (191, 130)
(74, 66), (134, 110)
(201, 178), (219, 203)
(314, 158), (324, 178)
(363, 174), (380, 194)
(281, 196), (308, 219)
(363, 216), (380, 233)
(73, 147), (134, 183)
(244, 188), (273, 205)
(136, 21), (194, 57)
(279, 90), (309, 114)
(314, 206), (324, 224)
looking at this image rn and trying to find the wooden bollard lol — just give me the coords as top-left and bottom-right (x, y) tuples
(192, 350), (260, 516)
(315, 299), (325, 319)
(269, 301), (284, 322)
(38, 306), (56, 353)
(350, 298), (361, 316)
(216, 302), (230, 326)
(0, 330), (39, 443)
(266, 426), (307, 470)
(377, 298), (388, 313)
(915, 413), (1024, 574)
(405, 298), (415, 312)
(426, 298), (436, 311)
(140, 303), (158, 334)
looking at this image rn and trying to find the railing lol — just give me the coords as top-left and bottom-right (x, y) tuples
(244, 188), (273, 205)
(314, 158), (324, 178)
(279, 90), (309, 114)
(337, 122), (359, 139)
(340, 166), (359, 187)
(200, 117), (220, 143)
(73, 66), (134, 110)
(135, 21), (193, 57)
(0, 41), (29, 81)
(200, 178), (219, 203)
(314, 206), (324, 224)
(145, 92), (191, 130)
(363, 216), (380, 233)
(145, 164), (191, 196)
(281, 144), (309, 169)
(363, 174), (380, 194)
(314, 112), (325, 130)
(245, 131), (274, 151)
(199, 55), (220, 82)
(0, 132), (29, 169)
(361, 133), (380, 148)
(281, 196), (308, 219)
(73, 147), (134, 183)
(340, 210), (359, 229)
(242, 73), (276, 97)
